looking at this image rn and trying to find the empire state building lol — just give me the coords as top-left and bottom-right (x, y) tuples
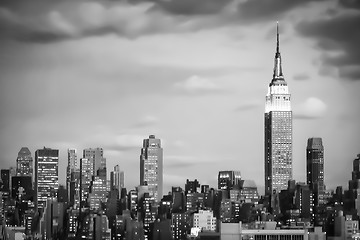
(264, 23), (292, 196)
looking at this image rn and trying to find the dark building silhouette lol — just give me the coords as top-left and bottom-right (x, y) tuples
(172, 187), (185, 214)
(294, 183), (313, 220)
(1, 169), (10, 201)
(151, 219), (174, 240)
(307, 137), (325, 206)
(185, 179), (200, 194)
(11, 176), (32, 200)
(1, 169), (10, 192)
(344, 154), (360, 215)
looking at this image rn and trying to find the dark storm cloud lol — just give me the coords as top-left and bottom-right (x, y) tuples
(339, 0), (360, 9)
(0, 1), (174, 43)
(0, 0), (236, 43)
(0, 0), (323, 43)
(150, 0), (233, 15)
(236, 0), (321, 22)
(0, 7), (69, 43)
(12, 30), (70, 44)
(296, 10), (360, 80)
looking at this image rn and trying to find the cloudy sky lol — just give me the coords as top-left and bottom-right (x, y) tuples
(1, 0), (360, 195)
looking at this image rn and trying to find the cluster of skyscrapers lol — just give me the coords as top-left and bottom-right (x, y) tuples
(1, 24), (360, 240)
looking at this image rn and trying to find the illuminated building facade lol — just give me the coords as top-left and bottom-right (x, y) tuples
(35, 147), (59, 211)
(83, 148), (106, 177)
(139, 192), (157, 240)
(89, 176), (108, 210)
(186, 192), (204, 213)
(264, 23), (292, 195)
(218, 171), (241, 190)
(67, 208), (79, 238)
(140, 135), (163, 202)
(16, 147), (33, 177)
(80, 158), (94, 203)
(240, 180), (259, 204)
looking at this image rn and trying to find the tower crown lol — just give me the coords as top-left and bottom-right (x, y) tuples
(271, 22), (285, 83)
(265, 22), (291, 113)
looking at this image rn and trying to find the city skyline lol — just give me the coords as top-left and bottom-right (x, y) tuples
(1, 0), (360, 195)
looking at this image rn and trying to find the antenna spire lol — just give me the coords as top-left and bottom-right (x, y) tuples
(276, 21), (280, 54)
(273, 21), (283, 79)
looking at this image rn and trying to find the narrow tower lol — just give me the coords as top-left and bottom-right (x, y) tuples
(140, 135), (163, 202)
(306, 137), (325, 206)
(35, 147), (59, 211)
(264, 23), (293, 196)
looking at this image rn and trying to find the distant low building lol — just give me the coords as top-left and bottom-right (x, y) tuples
(220, 222), (310, 240)
(328, 211), (359, 240)
(193, 210), (217, 232)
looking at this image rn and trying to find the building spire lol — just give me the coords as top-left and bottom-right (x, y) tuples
(273, 21), (283, 79)
(276, 21), (280, 55)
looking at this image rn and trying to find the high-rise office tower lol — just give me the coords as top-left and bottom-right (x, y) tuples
(351, 154), (360, 183)
(83, 148), (106, 177)
(0, 169), (10, 201)
(140, 135), (163, 202)
(218, 171), (241, 190)
(67, 149), (78, 177)
(113, 165), (125, 193)
(80, 158), (94, 203)
(66, 149), (78, 200)
(35, 147), (59, 211)
(348, 154), (360, 194)
(89, 176), (108, 210)
(306, 137), (325, 205)
(264, 23), (292, 195)
(16, 147), (33, 176)
(185, 179), (200, 194)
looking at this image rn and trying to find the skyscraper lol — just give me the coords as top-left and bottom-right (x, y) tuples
(66, 149), (78, 200)
(264, 23), (292, 195)
(80, 158), (94, 204)
(83, 148), (106, 177)
(16, 147), (33, 176)
(140, 135), (163, 202)
(113, 165), (125, 193)
(35, 147), (59, 211)
(218, 171), (241, 190)
(306, 137), (325, 205)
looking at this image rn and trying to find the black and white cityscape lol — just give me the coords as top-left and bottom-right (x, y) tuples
(1, 0), (360, 240)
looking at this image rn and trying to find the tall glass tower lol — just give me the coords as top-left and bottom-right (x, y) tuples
(306, 137), (325, 205)
(264, 23), (292, 196)
(140, 135), (163, 202)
